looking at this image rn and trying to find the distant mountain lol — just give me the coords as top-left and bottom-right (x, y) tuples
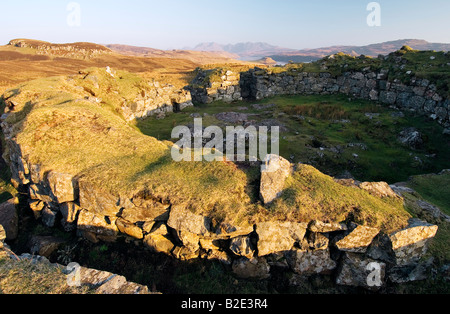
(105, 44), (241, 64)
(191, 42), (296, 60)
(191, 39), (450, 63)
(269, 39), (450, 63)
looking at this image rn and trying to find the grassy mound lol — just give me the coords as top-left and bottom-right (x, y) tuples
(270, 164), (409, 232)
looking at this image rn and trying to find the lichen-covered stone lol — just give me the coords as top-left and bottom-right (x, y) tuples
(256, 221), (307, 256)
(335, 225), (380, 253)
(260, 154), (292, 204)
(388, 219), (438, 266)
(232, 257), (270, 279)
(336, 253), (386, 290)
(77, 210), (119, 239)
(167, 205), (212, 236)
(286, 248), (337, 275)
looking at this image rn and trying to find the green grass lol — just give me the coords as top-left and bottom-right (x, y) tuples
(401, 171), (450, 264)
(268, 53), (382, 77)
(407, 172), (450, 216)
(2, 70), (254, 230)
(270, 164), (410, 232)
(0, 257), (92, 294)
(138, 94), (450, 184)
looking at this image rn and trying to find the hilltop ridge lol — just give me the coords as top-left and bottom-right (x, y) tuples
(8, 39), (112, 58)
(190, 39), (450, 62)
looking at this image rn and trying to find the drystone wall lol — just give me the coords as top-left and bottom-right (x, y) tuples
(120, 80), (193, 121)
(0, 135), (439, 290)
(190, 68), (450, 129)
(189, 69), (243, 104)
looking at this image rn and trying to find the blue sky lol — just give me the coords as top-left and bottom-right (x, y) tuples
(1, 0), (449, 49)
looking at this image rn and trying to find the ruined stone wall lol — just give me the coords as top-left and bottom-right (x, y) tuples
(188, 69), (243, 104)
(120, 81), (193, 121)
(190, 68), (450, 129)
(0, 137), (440, 290)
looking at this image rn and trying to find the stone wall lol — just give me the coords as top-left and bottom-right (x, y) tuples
(190, 67), (450, 129)
(0, 145), (439, 290)
(120, 80), (193, 121)
(188, 69), (243, 104)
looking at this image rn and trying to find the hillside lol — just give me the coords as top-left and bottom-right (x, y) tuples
(105, 44), (241, 63)
(191, 42), (297, 60)
(0, 39), (246, 93)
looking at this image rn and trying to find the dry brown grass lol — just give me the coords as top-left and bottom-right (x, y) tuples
(0, 257), (91, 294)
(0, 41), (250, 93)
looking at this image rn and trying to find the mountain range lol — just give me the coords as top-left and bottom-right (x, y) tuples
(190, 39), (450, 62)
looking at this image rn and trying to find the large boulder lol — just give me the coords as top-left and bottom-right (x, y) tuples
(358, 182), (399, 198)
(398, 127), (424, 150)
(76, 266), (150, 294)
(77, 210), (119, 242)
(230, 235), (255, 259)
(308, 220), (347, 233)
(59, 202), (81, 231)
(0, 199), (18, 240)
(121, 201), (169, 224)
(260, 154), (292, 204)
(115, 218), (144, 239)
(143, 234), (175, 255)
(143, 223), (175, 254)
(28, 235), (66, 258)
(78, 180), (121, 217)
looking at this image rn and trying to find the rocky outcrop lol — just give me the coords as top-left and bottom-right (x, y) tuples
(8, 39), (112, 60)
(1, 57), (444, 291)
(388, 219), (438, 266)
